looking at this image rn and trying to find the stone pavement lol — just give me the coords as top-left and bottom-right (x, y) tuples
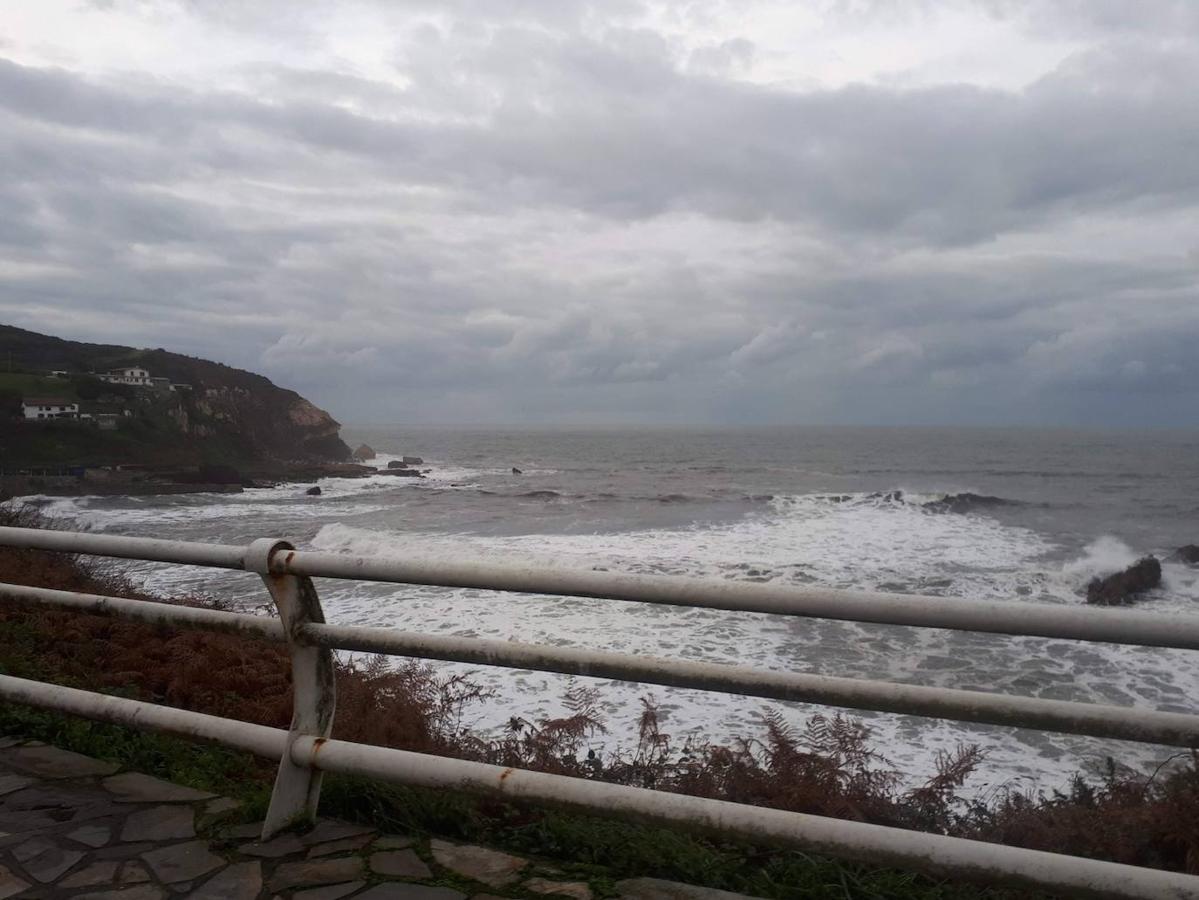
(0, 738), (760, 899)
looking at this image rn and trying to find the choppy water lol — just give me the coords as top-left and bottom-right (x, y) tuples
(28, 426), (1199, 795)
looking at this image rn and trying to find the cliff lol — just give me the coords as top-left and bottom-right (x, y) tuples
(0, 324), (350, 466)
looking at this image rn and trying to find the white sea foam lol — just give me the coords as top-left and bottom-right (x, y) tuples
(1061, 535), (1141, 582)
(31, 481), (1196, 793)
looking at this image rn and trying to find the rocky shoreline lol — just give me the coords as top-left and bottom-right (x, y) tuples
(2, 457), (429, 499)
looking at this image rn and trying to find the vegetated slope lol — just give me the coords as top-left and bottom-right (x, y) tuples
(0, 324), (349, 465)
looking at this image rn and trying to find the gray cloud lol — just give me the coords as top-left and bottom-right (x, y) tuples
(0, 1), (1197, 426)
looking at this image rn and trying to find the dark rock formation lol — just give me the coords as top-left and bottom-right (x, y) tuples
(923, 493), (1013, 514)
(197, 464), (241, 485)
(269, 463), (374, 481)
(511, 467), (523, 475)
(377, 469), (423, 478)
(1086, 556), (1162, 606)
(403, 456), (424, 465)
(352, 444), (376, 462)
(1167, 544), (1199, 565)
(305, 486), (322, 496)
(387, 460), (408, 469)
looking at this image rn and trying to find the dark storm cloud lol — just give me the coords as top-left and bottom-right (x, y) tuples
(4, 37), (1197, 242)
(1, 1), (1197, 425)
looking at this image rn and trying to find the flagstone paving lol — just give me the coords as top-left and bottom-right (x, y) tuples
(0, 740), (762, 899)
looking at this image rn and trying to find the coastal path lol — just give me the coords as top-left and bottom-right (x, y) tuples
(0, 737), (747, 899)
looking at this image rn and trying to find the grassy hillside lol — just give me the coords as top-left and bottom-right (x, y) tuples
(0, 373), (79, 400)
(0, 324), (350, 466)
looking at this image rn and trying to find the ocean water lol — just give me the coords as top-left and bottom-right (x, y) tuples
(29, 426), (1199, 796)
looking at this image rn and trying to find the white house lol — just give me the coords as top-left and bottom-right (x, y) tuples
(99, 367), (152, 387)
(23, 397), (80, 420)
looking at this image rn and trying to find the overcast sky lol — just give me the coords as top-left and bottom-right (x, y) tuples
(2, 1), (1197, 426)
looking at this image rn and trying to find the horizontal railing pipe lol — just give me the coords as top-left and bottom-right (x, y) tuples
(2, 577), (1195, 747)
(304, 622), (1199, 747)
(0, 526), (247, 570)
(3, 522), (1198, 899)
(5, 670), (1194, 900)
(0, 674), (287, 759)
(0, 582), (285, 641)
(277, 548), (1199, 651)
(4, 526), (1199, 651)
(292, 734), (1199, 900)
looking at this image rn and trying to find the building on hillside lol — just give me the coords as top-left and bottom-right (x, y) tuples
(95, 413), (120, 431)
(23, 398), (80, 420)
(99, 367), (152, 386)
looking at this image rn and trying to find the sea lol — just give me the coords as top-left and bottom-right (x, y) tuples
(28, 426), (1199, 798)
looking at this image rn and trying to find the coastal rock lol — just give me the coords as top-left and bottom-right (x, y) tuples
(922, 493), (1012, 514)
(512, 467), (523, 475)
(197, 464), (241, 485)
(387, 460), (408, 469)
(306, 486), (322, 496)
(378, 469), (423, 478)
(352, 444), (376, 462)
(1086, 556), (1162, 606)
(281, 463), (375, 481)
(402, 456), (423, 465)
(1167, 544), (1199, 565)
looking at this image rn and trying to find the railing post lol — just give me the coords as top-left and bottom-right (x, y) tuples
(246, 538), (336, 839)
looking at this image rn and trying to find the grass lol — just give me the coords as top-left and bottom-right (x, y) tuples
(0, 372), (79, 401)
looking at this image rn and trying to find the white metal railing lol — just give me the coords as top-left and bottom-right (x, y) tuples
(0, 525), (1197, 900)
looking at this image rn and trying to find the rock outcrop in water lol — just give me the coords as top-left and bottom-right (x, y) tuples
(1086, 556), (1162, 605)
(352, 444), (376, 462)
(1167, 544), (1199, 565)
(922, 493), (1013, 514)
